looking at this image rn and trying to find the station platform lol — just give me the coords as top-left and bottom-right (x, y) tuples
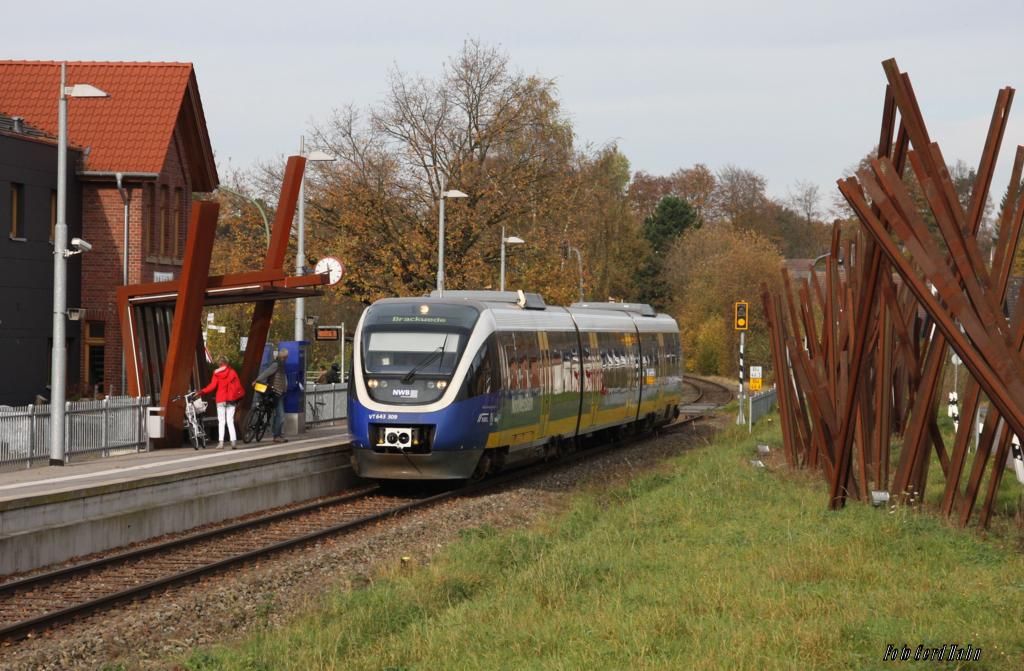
(0, 426), (356, 576)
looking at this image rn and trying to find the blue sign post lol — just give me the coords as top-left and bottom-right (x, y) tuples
(275, 340), (308, 434)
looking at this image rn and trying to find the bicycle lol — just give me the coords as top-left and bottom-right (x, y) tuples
(172, 390), (208, 450)
(242, 382), (280, 444)
(307, 395), (327, 424)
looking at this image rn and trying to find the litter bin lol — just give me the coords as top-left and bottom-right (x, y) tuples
(146, 407), (165, 445)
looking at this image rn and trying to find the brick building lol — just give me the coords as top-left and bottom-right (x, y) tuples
(0, 62), (218, 396)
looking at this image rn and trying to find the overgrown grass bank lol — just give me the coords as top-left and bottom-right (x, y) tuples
(185, 418), (1024, 670)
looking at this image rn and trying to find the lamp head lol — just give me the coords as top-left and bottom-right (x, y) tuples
(65, 84), (109, 99)
(305, 150), (336, 162)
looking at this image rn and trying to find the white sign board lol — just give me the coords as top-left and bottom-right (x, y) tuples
(240, 336), (249, 351)
(153, 271), (174, 282)
(951, 353), (962, 366)
(749, 366), (763, 379)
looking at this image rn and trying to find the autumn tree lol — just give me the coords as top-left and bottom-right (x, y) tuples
(627, 171), (675, 221)
(715, 165), (768, 229)
(291, 40), (643, 307)
(663, 225), (783, 376)
(573, 145), (648, 302)
(671, 163), (718, 225)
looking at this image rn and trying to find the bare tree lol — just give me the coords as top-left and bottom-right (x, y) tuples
(787, 179), (821, 224)
(715, 165), (768, 229)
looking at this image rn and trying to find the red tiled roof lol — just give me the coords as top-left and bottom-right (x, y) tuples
(0, 61), (217, 190)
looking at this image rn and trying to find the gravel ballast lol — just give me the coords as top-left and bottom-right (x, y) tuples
(0, 418), (723, 670)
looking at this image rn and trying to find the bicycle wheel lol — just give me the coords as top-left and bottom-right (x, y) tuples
(189, 421), (202, 450)
(242, 406), (260, 443)
(254, 407), (269, 443)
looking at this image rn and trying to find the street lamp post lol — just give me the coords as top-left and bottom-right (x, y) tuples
(562, 243), (584, 302)
(219, 186), (270, 244)
(436, 175), (467, 296)
(50, 63), (109, 465)
(294, 136), (336, 342)
(499, 226), (525, 291)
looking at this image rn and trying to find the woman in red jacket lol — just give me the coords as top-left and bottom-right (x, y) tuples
(201, 356), (245, 448)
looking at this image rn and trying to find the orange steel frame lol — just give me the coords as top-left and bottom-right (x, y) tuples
(115, 156), (324, 447)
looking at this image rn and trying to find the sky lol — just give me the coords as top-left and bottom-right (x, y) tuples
(4, 0), (1024, 208)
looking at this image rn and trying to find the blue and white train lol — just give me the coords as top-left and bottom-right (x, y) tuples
(347, 291), (684, 480)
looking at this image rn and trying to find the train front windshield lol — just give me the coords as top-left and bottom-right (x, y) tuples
(359, 302), (480, 405)
(364, 332), (462, 375)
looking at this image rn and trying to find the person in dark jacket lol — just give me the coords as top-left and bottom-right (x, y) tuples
(201, 356), (245, 448)
(316, 362), (342, 384)
(255, 348), (290, 443)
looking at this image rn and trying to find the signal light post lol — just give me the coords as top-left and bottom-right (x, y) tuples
(734, 301), (748, 425)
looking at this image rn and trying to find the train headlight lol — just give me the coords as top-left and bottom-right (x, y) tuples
(367, 379), (379, 388)
(436, 380), (448, 390)
(378, 427), (414, 449)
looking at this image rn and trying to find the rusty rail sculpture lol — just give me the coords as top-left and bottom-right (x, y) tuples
(763, 58), (1024, 528)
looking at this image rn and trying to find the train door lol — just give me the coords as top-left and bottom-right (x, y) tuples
(585, 331), (601, 431)
(537, 331), (551, 438)
(623, 330), (640, 423)
(655, 333), (666, 411)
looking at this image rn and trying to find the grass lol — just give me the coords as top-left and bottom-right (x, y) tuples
(182, 416), (1024, 671)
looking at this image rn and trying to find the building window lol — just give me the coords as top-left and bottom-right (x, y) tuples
(160, 185), (170, 260)
(84, 320), (106, 392)
(145, 184), (157, 258)
(173, 187), (183, 260)
(49, 190), (57, 242)
(9, 183), (25, 240)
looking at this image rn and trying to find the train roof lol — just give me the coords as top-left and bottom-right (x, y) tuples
(370, 292), (678, 334)
(571, 301), (657, 317)
(428, 289), (546, 310)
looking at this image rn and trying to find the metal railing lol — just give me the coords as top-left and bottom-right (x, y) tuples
(305, 383), (348, 426)
(748, 386), (778, 433)
(0, 396), (150, 471)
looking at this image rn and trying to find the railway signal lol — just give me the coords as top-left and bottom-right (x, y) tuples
(735, 300), (748, 425)
(734, 301), (749, 330)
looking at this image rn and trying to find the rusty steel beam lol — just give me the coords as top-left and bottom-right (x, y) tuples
(239, 155), (308, 409)
(841, 170), (1024, 444)
(761, 60), (1024, 527)
(967, 88), (1014, 233)
(763, 286), (801, 467)
(941, 146), (1024, 518)
(156, 201), (219, 447)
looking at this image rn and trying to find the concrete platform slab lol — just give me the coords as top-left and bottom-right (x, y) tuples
(0, 426), (356, 576)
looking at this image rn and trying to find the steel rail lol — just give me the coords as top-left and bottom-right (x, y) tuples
(0, 486), (378, 597)
(0, 380), (730, 643)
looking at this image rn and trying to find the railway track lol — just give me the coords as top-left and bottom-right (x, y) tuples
(680, 376), (733, 415)
(0, 376), (731, 643)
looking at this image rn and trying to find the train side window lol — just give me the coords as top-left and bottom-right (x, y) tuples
(527, 334), (541, 389)
(463, 337), (491, 397)
(498, 331), (517, 391)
